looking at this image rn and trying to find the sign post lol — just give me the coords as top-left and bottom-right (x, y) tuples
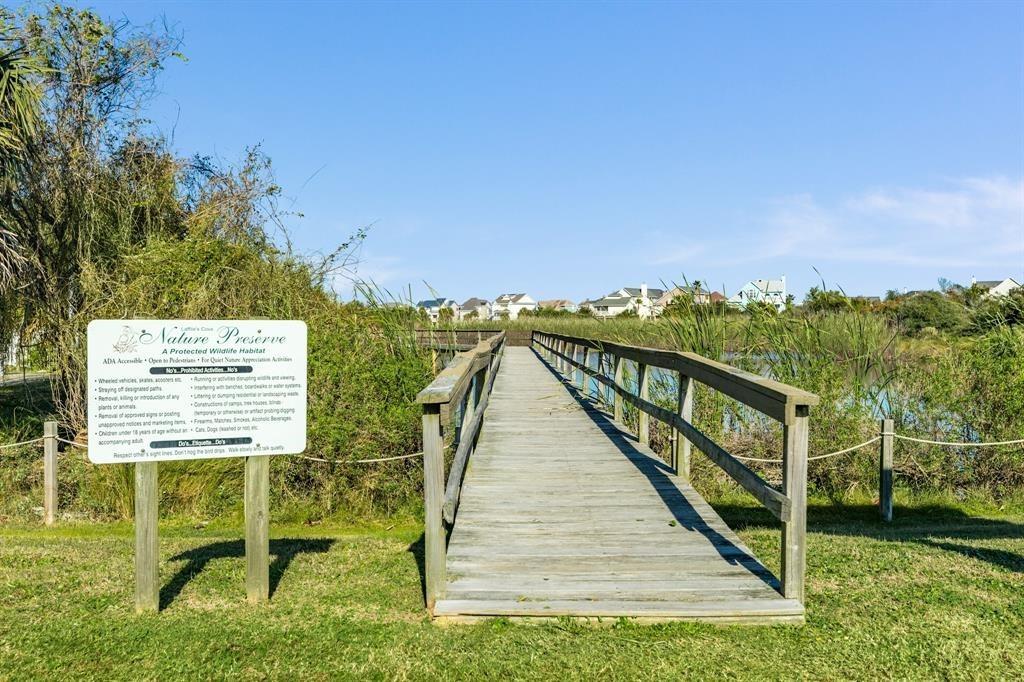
(87, 319), (307, 611)
(245, 455), (270, 602)
(135, 461), (159, 612)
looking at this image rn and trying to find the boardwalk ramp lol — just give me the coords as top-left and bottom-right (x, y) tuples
(417, 332), (818, 624)
(438, 347), (802, 622)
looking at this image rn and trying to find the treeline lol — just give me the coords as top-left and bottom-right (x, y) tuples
(802, 285), (1023, 336)
(0, 6), (431, 520)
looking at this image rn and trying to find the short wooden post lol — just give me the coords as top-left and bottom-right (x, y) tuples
(780, 406), (809, 602)
(134, 461), (159, 613)
(879, 417), (894, 522)
(613, 355), (624, 422)
(637, 362), (650, 446)
(672, 375), (693, 480)
(43, 421), (58, 526)
(422, 403), (446, 610)
(245, 455), (270, 603)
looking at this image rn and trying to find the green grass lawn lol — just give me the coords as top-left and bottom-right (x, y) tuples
(1, 499), (1021, 680)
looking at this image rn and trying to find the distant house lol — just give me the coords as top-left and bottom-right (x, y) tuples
(974, 277), (1022, 298)
(727, 277), (787, 312)
(416, 297), (460, 322)
(709, 291), (727, 304)
(491, 293), (538, 320)
(588, 284), (665, 319)
(459, 297), (491, 320)
(538, 299), (578, 313)
(653, 286), (711, 315)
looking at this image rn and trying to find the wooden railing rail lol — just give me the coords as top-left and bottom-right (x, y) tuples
(415, 331), (506, 609)
(531, 330), (818, 603)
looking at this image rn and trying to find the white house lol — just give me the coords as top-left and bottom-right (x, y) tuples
(491, 293), (537, 319)
(459, 297), (491, 320)
(973, 277), (1022, 298)
(727, 276), (787, 312)
(586, 284), (665, 319)
(416, 297), (460, 322)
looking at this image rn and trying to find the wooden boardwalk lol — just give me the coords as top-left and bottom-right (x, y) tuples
(434, 347), (804, 623)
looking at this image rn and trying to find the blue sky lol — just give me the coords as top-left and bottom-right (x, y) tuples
(84, 1), (1023, 302)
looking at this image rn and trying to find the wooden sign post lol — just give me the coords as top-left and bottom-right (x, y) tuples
(135, 461), (159, 612)
(245, 455), (270, 602)
(86, 319), (307, 612)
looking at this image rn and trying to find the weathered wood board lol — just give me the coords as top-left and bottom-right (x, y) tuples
(435, 346), (803, 624)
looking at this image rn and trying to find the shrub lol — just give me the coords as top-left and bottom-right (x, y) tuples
(892, 291), (968, 335)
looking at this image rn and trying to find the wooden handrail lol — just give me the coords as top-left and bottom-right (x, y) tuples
(417, 332), (505, 407)
(535, 331), (818, 424)
(416, 331), (506, 611)
(531, 330), (814, 603)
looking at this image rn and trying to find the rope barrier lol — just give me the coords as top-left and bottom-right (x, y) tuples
(732, 432), (1023, 465)
(892, 434), (1024, 448)
(0, 436), (44, 450)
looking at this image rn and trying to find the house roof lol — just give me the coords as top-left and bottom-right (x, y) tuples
(494, 293), (529, 303)
(655, 286), (708, 304)
(461, 297), (489, 308)
(590, 297), (634, 308)
(416, 298), (456, 308)
(709, 292), (726, 303)
(746, 279), (785, 293)
(975, 278), (1020, 289)
(618, 287), (666, 299)
(539, 299), (574, 308)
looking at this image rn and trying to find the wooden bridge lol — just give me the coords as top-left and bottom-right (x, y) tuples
(416, 331), (819, 624)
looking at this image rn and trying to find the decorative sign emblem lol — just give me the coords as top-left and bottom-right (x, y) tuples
(87, 320), (307, 464)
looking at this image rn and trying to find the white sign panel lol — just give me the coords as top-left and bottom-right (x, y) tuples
(87, 320), (307, 463)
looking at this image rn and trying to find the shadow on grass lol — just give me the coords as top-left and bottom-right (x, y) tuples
(710, 502), (1024, 574)
(407, 534), (426, 604)
(161, 538), (334, 609)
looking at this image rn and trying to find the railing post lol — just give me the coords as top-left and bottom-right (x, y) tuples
(43, 421), (58, 526)
(879, 417), (894, 522)
(612, 355), (624, 422)
(672, 375), (693, 480)
(422, 403), (446, 610)
(579, 347), (589, 392)
(637, 362), (650, 446)
(781, 405), (809, 603)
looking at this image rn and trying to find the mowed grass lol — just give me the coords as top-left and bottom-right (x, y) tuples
(0, 500), (1021, 680)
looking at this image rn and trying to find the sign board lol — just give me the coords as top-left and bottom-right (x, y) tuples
(87, 320), (307, 464)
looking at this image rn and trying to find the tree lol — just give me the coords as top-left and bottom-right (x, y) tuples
(0, 43), (44, 288)
(0, 7), (178, 376)
(803, 286), (851, 313)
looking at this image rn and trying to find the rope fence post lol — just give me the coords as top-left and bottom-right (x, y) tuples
(43, 421), (58, 526)
(879, 418), (894, 522)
